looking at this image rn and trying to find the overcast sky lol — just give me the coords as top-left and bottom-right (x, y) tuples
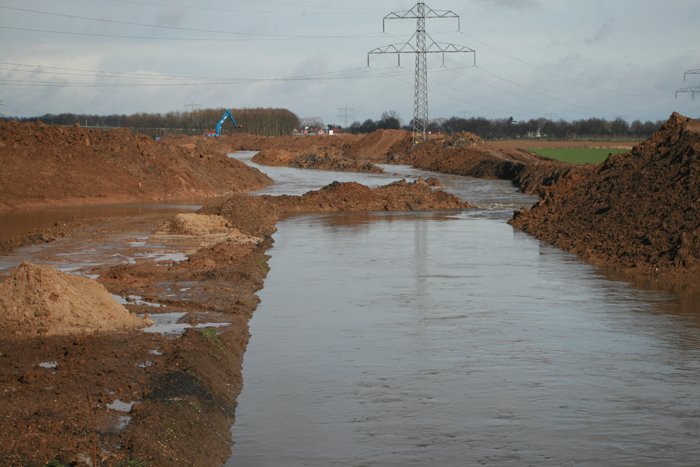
(0, 0), (698, 127)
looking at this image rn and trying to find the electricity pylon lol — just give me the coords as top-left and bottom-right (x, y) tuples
(676, 69), (700, 99)
(368, 3), (475, 145)
(337, 107), (355, 128)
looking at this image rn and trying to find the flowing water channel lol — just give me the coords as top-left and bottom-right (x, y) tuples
(226, 152), (700, 466)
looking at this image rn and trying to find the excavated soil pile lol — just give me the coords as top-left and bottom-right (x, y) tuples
(252, 149), (385, 173)
(156, 213), (232, 236)
(399, 131), (584, 194)
(0, 121), (272, 208)
(269, 179), (471, 213)
(510, 113), (700, 276)
(201, 179), (471, 232)
(153, 213), (263, 246)
(0, 262), (151, 339)
(162, 128), (413, 161)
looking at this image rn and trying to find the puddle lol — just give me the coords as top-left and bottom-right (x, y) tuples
(107, 399), (136, 412)
(140, 312), (231, 336)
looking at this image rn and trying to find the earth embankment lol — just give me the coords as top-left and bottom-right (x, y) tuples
(162, 128), (412, 161)
(0, 121), (272, 209)
(398, 132), (591, 194)
(252, 149), (385, 173)
(509, 112), (700, 277)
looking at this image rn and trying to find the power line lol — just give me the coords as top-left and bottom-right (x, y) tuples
(0, 6), (381, 40)
(677, 68), (700, 99)
(105, 0), (382, 15)
(369, 2), (475, 145)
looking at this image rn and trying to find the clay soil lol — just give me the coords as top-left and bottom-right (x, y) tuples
(251, 149), (384, 174)
(0, 179), (470, 467)
(510, 113), (700, 278)
(3, 115), (697, 466)
(0, 121), (272, 209)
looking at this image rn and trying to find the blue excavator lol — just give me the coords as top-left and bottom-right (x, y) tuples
(207, 110), (240, 136)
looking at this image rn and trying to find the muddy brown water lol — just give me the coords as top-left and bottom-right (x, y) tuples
(226, 152), (700, 466)
(0, 197), (231, 244)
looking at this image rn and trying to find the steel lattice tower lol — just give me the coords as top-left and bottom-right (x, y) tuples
(676, 69), (700, 99)
(368, 3), (475, 146)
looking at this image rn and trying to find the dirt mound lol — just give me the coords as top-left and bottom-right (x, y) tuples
(253, 149), (385, 174)
(153, 213), (263, 246)
(267, 178), (472, 213)
(509, 113), (700, 276)
(157, 213), (232, 236)
(199, 196), (281, 238)
(0, 262), (151, 338)
(443, 131), (486, 148)
(344, 129), (414, 160)
(0, 121), (272, 209)
(250, 148), (296, 166)
(162, 129), (413, 162)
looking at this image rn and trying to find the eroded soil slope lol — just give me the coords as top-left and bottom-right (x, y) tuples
(510, 113), (700, 276)
(0, 121), (272, 209)
(399, 132), (589, 194)
(162, 129), (412, 162)
(252, 149), (384, 174)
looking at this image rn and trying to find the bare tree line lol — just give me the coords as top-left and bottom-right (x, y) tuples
(2, 108), (300, 138)
(348, 114), (670, 140)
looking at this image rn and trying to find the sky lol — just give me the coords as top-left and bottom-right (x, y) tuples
(0, 0), (699, 127)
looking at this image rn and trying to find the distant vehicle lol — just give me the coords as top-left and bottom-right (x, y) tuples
(207, 110), (240, 136)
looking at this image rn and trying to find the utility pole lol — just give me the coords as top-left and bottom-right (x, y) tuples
(458, 110), (471, 119)
(368, 3), (475, 146)
(676, 69), (700, 99)
(337, 107), (355, 129)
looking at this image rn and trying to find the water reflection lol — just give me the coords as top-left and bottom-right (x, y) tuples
(228, 210), (700, 466)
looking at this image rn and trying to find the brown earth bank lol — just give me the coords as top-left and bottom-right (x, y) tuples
(396, 131), (592, 194)
(0, 121), (272, 210)
(0, 179), (471, 466)
(160, 128), (412, 161)
(509, 113), (700, 278)
(164, 129), (596, 194)
(251, 149), (384, 174)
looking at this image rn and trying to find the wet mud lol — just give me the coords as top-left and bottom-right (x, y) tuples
(0, 179), (471, 466)
(510, 113), (700, 277)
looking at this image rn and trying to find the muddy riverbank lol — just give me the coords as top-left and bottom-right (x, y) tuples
(510, 113), (700, 278)
(0, 179), (471, 466)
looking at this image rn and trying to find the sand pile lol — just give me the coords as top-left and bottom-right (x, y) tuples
(0, 262), (152, 338)
(509, 113), (700, 276)
(154, 213), (262, 245)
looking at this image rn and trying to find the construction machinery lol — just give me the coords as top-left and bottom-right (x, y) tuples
(207, 110), (240, 136)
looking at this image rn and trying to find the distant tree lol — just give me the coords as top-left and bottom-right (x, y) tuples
(359, 119), (377, 134)
(299, 116), (324, 130)
(377, 110), (401, 130)
(610, 117), (629, 136)
(348, 121), (362, 134)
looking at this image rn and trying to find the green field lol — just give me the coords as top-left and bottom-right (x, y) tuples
(530, 148), (629, 164)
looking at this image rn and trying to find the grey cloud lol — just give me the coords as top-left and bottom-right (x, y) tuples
(474, 0), (541, 9)
(155, 8), (185, 27)
(585, 19), (615, 44)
